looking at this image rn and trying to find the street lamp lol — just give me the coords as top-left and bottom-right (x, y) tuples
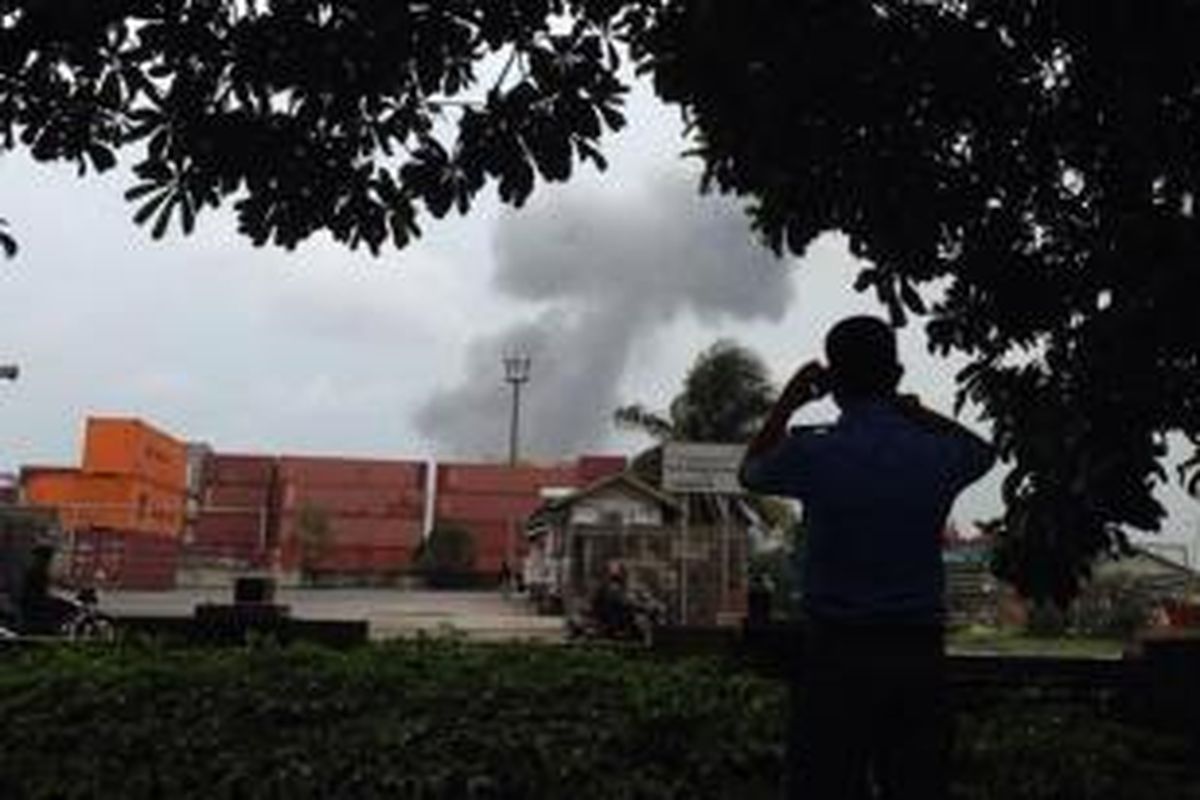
(502, 354), (531, 466)
(0, 365), (17, 382)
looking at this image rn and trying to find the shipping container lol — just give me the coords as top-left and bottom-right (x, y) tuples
(206, 453), (277, 487)
(279, 456), (424, 489)
(23, 469), (185, 537)
(437, 463), (580, 495)
(82, 418), (188, 490)
(306, 545), (415, 572)
(180, 538), (263, 567)
(191, 510), (265, 545)
(434, 492), (544, 523)
(278, 514), (423, 549)
(62, 529), (180, 591)
(204, 485), (273, 511)
(281, 484), (424, 517)
(577, 455), (628, 484)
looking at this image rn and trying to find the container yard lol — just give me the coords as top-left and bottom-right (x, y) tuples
(7, 415), (634, 592)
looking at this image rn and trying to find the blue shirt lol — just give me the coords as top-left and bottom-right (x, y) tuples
(741, 400), (995, 623)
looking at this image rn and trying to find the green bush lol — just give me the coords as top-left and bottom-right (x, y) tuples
(0, 642), (1198, 799)
(0, 641), (783, 800)
(955, 705), (1200, 800)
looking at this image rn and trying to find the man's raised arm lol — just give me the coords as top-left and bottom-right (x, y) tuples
(740, 361), (829, 491)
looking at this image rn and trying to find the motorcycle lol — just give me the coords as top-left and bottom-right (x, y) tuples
(566, 587), (667, 646)
(0, 586), (116, 642)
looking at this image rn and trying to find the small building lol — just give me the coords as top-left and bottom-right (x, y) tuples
(524, 472), (751, 626)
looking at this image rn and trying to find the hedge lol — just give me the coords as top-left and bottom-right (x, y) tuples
(0, 639), (1197, 799)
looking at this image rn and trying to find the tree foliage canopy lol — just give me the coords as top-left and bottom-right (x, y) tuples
(650, 0), (1200, 606)
(616, 339), (776, 445)
(616, 339), (791, 531)
(4, 0), (1200, 604)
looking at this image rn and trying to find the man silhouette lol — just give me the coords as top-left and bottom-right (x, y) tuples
(740, 316), (995, 800)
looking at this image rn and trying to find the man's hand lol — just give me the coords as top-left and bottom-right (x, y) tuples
(742, 360), (829, 484)
(779, 361), (830, 412)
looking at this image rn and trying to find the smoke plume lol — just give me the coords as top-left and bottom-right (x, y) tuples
(415, 171), (794, 458)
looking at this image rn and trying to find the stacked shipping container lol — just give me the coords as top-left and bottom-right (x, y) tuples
(276, 457), (425, 579)
(22, 418), (188, 590)
(20, 413), (629, 588)
(435, 456), (626, 575)
(188, 454), (277, 569)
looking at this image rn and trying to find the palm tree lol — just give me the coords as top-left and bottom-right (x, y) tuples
(615, 339), (776, 445)
(615, 340), (792, 532)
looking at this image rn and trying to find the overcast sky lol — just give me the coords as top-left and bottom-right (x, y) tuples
(1, 77), (1196, 555)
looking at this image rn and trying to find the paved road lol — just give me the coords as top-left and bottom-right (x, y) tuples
(101, 588), (566, 642)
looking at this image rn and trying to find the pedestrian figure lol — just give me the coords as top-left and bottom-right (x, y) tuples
(740, 316), (995, 800)
(590, 560), (633, 638)
(498, 559), (512, 597)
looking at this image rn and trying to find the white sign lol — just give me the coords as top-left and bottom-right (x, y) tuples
(661, 442), (746, 495)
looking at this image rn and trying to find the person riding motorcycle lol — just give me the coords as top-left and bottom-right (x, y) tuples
(16, 542), (99, 637)
(19, 543), (66, 633)
(590, 561), (636, 638)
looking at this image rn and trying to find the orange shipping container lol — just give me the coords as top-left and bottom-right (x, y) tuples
(24, 468), (185, 537)
(82, 417), (188, 491)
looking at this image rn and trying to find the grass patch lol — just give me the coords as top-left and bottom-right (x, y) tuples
(948, 625), (1125, 658)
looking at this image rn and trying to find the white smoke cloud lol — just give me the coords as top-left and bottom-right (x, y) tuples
(415, 170), (794, 458)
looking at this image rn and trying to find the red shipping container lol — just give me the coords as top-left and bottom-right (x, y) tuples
(279, 456), (424, 489)
(280, 484), (424, 517)
(310, 545), (414, 572)
(577, 455), (627, 484)
(473, 552), (509, 572)
(207, 454), (276, 487)
(183, 540), (261, 562)
(193, 510), (265, 540)
(205, 484), (273, 511)
(279, 514), (423, 549)
(437, 463), (580, 495)
(434, 493), (544, 524)
(63, 529), (180, 591)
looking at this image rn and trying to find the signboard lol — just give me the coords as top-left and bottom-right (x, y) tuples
(661, 442), (746, 495)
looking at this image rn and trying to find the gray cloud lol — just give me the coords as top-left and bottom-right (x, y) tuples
(415, 170), (794, 458)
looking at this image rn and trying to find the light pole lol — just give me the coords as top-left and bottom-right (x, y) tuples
(502, 354), (531, 466)
(502, 353), (531, 582)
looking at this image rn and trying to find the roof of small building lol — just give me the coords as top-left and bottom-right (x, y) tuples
(525, 471), (682, 537)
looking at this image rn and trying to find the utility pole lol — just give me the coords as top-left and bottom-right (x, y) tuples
(501, 353), (531, 583)
(502, 354), (531, 465)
